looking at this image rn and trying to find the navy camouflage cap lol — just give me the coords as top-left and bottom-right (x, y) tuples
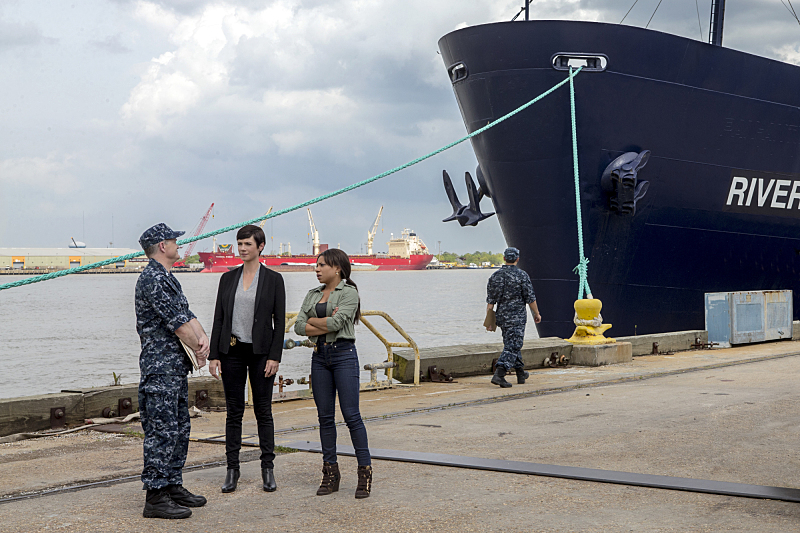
(139, 223), (185, 250)
(503, 247), (520, 263)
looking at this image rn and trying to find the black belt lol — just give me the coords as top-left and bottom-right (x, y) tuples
(231, 335), (253, 347)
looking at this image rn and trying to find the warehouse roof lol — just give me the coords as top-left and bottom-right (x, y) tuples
(0, 248), (140, 257)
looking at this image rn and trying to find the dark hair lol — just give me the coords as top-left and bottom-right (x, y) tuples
(236, 225), (266, 253)
(319, 248), (361, 324)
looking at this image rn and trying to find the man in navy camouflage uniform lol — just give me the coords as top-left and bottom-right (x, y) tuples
(135, 223), (211, 519)
(486, 247), (542, 388)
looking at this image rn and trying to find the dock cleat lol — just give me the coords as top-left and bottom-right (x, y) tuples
(566, 299), (616, 345)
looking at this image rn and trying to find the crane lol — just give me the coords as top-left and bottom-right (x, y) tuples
(258, 207), (274, 229)
(307, 208), (320, 255)
(366, 206), (383, 255)
(181, 203), (214, 262)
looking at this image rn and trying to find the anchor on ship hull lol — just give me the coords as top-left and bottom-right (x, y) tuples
(601, 150), (651, 216)
(441, 167), (495, 226)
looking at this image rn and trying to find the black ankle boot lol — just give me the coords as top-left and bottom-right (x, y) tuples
(262, 467), (277, 492)
(164, 484), (207, 507)
(316, 462), (340, 496)
(221, 468), (240, 493)
(491, 367), (512, 388)
(143, 489), (192, 519)
(516, 368), (530, 384)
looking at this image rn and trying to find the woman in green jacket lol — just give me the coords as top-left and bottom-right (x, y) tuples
(294, 248), (372, 499)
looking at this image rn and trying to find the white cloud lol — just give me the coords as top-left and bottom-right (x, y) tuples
(3, 0), (800, 253)
(121, 56), (203, 131)
(773, 43), (800, 66)
(132, 0), (180, 32)
(90, 33), (133, 54)
(0, 155), (78, 195)
(119, 0), (518, 144)
(0, 19), (50, 50)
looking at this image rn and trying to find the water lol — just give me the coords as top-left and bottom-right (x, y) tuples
(0, 270), (540, 399)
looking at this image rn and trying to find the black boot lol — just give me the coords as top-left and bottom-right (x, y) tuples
(262, 467), (277, 492)
(316, 462), (340, 496)
(143, 489), (192, 519)
(491, 367), (512, 388)
(164, 484), (207, 507)
(516, 368), (530, 384)
(221, 468), (240, 493)
(355, 465), (372, 499)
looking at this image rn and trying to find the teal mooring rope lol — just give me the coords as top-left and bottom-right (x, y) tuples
(569, 66), (591, 300)
(0, 67), (584, 293)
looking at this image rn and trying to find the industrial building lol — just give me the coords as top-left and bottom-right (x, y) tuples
(0, 248), (140, 270)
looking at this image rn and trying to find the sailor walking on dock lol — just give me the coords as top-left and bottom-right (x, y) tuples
(486, 247), (541, 388)
(135, 223), (211, 519)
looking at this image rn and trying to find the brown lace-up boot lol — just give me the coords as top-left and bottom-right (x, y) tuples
(316, 462), (340, 496)
(355, 465), (372, 499)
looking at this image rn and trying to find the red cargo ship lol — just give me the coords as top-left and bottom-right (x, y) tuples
(198, 228), (433, 272)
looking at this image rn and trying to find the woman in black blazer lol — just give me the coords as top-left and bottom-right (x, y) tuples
(209, 224), (286, 494)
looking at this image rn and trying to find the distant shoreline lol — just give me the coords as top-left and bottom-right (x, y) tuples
(0, 267), (201, 275)
(0, 265), (499, 276)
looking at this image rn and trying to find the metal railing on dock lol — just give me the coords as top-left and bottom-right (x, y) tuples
(284, 310), (421, 388)
(246, 310), (420, 404)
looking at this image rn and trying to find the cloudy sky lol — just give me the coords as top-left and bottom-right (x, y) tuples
(1, 0), (798, 255)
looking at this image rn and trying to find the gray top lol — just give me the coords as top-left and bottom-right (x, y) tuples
(231, 267), (259, 343)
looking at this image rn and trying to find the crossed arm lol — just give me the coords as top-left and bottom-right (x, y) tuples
(304, 311), (336, 336)
(295, 293), (355, 338)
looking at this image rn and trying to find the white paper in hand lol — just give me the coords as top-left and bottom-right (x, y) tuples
(179, 339), (200, 371)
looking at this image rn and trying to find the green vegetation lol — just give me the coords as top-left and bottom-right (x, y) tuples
(274, 445), (299, 454)
(185, 254), (201, 264)
(438, 251), (504, 265)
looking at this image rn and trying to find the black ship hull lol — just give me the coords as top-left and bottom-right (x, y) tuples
(438, 21), (800, 338)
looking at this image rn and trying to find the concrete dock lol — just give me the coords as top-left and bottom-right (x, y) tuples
(3, 340), (800, 531)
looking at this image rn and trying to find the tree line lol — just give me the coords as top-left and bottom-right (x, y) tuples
(438, 251), (504, 265)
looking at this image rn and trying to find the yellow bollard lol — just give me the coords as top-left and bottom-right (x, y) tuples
(566, 298), (616, 345)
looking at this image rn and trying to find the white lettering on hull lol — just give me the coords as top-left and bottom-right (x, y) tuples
(726, 176), (800, 210)
(727, 177), (748, 206)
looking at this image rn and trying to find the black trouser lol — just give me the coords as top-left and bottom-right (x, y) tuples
(220, 342), (276, 470)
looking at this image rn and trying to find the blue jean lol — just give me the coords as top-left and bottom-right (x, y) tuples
(311, 341), (371, 466)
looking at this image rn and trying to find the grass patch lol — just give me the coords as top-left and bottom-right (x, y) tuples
(274, 445), (298, 454)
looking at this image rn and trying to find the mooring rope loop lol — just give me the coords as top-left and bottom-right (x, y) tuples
(0, 68), (584, 292)
(572, 256), (591, 301)
(569, 65), (592, 300)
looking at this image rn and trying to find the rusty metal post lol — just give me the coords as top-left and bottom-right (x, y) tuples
(363, 361), (397, 389)
(50, 407), (66, 430)
(361, 310), (421, 386)
(284, 312), (298, 333)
